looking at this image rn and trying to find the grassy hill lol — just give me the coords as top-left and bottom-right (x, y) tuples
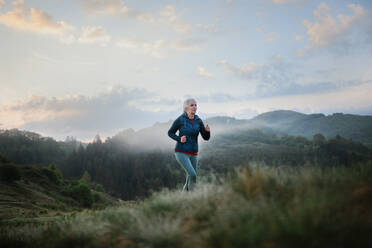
(0, 154), (119, 222)
(1, 162), (371, 248)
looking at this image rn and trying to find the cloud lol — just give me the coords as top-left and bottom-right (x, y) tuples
(244, 81), (372, 116)
(183, 92), (239, 103)
(31, 51), (97, 65)
(195, 23), (222, 34)
(254, 79), (361, 98)
(80, 2), (194, 35)
(116, 38), (165, 58)
(0, 0), (127, 47)
(0, 1), (201, 48)
(297, 49), (305, 57)
(264, 32), (280, 42)
(115, 37), (204, 58)
(218, 54), (366, 98)
(77, 26), (111, 45)
(218, 60), (259, 76)
(79, 0), (154, 22)
(0, 85), (180, 140)
(0, 0), (5, 8)
(204, 93), (237, 102)
(197, 67), (214, 78)
(299, 3), (369, 55)
(256, 25), (265, 32)
(159, 5), (191, 34)
(295, 35), (303, 41)
(268, 0), (308, 4)
(0, 0), (76, 43)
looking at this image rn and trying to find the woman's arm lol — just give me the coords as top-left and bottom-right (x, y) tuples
(168, 117), (182, 142)
(200, 120), (210, 140)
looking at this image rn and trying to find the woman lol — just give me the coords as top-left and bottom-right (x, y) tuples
(167, 98), (211, 192)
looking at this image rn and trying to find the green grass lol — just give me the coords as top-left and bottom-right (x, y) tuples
(1, 162), (372, 248)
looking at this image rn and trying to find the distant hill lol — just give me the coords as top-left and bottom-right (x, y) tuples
(111, 109), (372, 149)
(247, 110), (372, 147)
(1, 109), (371, 164)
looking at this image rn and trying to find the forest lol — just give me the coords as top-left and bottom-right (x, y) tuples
(1, 125), (371, 201)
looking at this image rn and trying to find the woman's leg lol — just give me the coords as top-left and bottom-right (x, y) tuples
(189, 155), (199, 191)
(189, 155), (198, 172)
(174, 152), (197, 191)
(183, 174), (189, 191)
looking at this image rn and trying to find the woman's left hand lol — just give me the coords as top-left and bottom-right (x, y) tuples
(205, 124), (210, 132)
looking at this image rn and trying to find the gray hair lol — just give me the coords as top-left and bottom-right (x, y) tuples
(183, 98), (197, 113)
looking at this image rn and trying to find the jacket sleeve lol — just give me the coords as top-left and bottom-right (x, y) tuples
(199, 120), (210, 140)
(168, 117), (182, 142)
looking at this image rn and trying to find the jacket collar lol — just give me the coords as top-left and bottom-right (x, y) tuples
(183, 111), (200, 120)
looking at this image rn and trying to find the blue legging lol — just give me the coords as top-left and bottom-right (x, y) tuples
(174, 152), (198, 191)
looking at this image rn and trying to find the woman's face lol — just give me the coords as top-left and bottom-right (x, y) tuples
(187, 101), (197, 114)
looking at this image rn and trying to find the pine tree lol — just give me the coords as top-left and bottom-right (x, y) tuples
(81, 170), (91, 183)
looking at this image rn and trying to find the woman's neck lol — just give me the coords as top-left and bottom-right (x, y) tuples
(187, 112), (194, 119)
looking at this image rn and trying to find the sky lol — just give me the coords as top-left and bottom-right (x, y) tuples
(1, 0), (372, 142)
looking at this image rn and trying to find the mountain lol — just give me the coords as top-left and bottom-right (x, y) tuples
(111, 109), (372, 149)
(247, 110), (372, 147)
(1, 109), (371, 162)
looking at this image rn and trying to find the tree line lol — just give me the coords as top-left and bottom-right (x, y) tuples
(1, 128), (371, 200)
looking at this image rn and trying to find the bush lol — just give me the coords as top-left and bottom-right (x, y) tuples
(62, 181), (93, 208)
(94, 183), (105, 192)
(41, 167), (59, 185)
(0, 163), (21, 182)
(93, 192), (101, 202)
(41, 164), (63, 185)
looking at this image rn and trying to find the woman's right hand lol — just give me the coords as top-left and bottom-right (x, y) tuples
(180, 135), (187, 143)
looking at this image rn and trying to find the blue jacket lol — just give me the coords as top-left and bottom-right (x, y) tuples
(168, 111), (210, 153)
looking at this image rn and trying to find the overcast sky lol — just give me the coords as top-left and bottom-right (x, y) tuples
(1, 0), (372, 142)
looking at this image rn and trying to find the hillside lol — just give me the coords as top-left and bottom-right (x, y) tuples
(0, 155), (119, 221)
(1, 162), (371, 248)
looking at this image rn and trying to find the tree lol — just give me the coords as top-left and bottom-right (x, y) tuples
(313, 133), (325, 146)
(62, 181), (93, 208)
(81, 170), (91, 183)
(93, 134), (102, 144)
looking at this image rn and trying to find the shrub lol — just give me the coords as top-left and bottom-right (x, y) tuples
(93, 192), (101, 202)
(94, 183), (105, 192)
(62, 181), (93, 208)
(41, 164), (63, 185)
